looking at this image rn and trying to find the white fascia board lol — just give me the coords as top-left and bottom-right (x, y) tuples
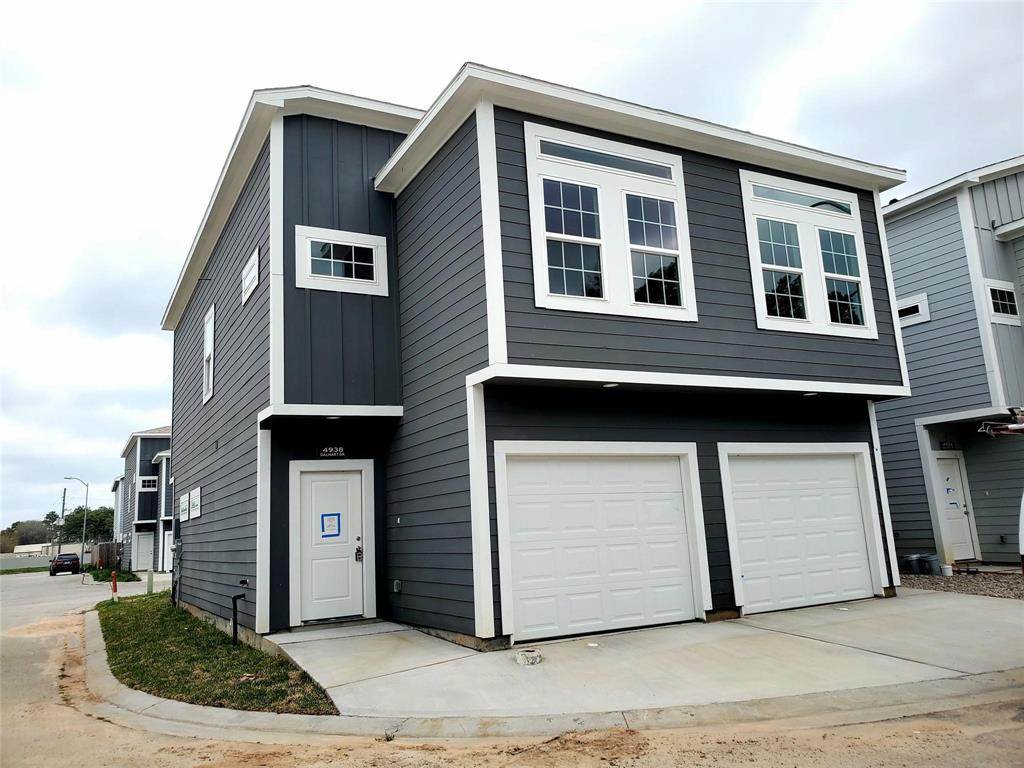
(119, 431), (171, 459)
(883, 155), (1024, 218)
(375, 63), (906, 195)
(161, 87), (423, 332)
(914, 406), (1010, 427)
(466, 363), (911, 398)
(994, 218), (1024, 242)
(257, 404), (403, 421)
(150, 450), (171, 465)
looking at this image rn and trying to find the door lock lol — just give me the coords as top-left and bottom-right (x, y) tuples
(355, 545), (363, 562)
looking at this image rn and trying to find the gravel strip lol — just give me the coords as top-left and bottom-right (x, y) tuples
(901, 571), (1024, 599)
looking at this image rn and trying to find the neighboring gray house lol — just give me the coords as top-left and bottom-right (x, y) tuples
(114, 426), (172, 572)
(162, 64), (911, 647)
(876, 157), (1024, 567)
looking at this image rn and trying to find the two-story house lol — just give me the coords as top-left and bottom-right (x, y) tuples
(161, 64), (909, 647)
(114, 426), (173, 572)
(876, 157), (1024, 569)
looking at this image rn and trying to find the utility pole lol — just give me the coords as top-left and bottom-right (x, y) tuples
(64, 477), (89, 564)
(57, 488), (66, 554)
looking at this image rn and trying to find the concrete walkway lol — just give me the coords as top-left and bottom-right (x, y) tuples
(266, 589), (1023, 720)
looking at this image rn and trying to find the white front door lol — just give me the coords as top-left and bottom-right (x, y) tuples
(505, 454), (696, 641)
(163, 530), (173, 571)
(936, 456), (978, 561)
(299, 470), (364, 622)
(136, 532), (153, 572)
(727, 452), (875, 614)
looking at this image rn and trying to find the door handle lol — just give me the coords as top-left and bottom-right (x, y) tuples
(355, 545), (363, 563)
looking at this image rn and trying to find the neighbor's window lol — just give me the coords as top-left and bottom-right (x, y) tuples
(987, 280), (1021, 326)
(241, 246), (259, 303)
(202, 305), (215, 403)
(294, 225), (388, 296)
(739, 170), (877, 339)
(525, 123), (698, 322)
(139, 476), (159, 492)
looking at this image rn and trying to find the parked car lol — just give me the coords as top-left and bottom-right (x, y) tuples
(49, 553), (80, 576)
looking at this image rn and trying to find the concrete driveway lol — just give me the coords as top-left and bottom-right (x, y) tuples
(269, 589), (1024, 718)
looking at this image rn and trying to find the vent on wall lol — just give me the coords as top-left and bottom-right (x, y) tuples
(896, 293), (930, 327)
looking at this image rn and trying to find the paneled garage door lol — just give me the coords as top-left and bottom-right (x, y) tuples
(505, 454), (697, 641)
(725, 452), (875, 614)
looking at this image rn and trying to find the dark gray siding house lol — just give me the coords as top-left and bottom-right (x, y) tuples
(115, 427), (171, 571)
(162, 66), (910, 647)
(877, 158), (1024, 567)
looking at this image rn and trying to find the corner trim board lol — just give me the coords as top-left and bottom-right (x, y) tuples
(867, 400), (900, 587)
(269, 114), (285, 405)
(255, 426), (270, 634)
(873, 189), (911, 387)
(475, 100), (508, 364)
(466, 382), (495, 637)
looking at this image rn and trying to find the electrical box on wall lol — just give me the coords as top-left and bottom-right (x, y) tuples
(393, 579), (402, 593)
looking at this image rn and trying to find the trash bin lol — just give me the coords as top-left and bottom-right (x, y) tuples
(901, 554), (922, 574)
(921, 554), (941, 575)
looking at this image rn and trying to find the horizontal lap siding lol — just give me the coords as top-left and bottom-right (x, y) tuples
(485, 384), (877, 621)
(962, 430), (1024, 562)
(121, 442), (137, 567)
(282, 116), (405, 406)
(875, 197), (993, 556)
(172, 140), (271, 629)
(494, 108), (903, 385)
(386, 115), (487, 636)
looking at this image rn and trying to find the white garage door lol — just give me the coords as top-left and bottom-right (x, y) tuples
(727, 453), (875, 614)
(506, 454), (697, 641)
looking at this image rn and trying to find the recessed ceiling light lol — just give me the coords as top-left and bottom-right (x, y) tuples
(326, 415), (342, 420)
(602, 383), (619, 388)
(802, 392), (818, 397)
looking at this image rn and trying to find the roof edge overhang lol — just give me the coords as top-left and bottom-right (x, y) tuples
(119, 431), (172, 459)
(883, 155), (1024, 219)
(375, 63), (906, 196)
(160, 87), (424, 331)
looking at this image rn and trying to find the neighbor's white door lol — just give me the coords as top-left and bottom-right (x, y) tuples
(163, 530), (173, 571)
(506, 454), (696, 641)
(936, 456), (978, 561)
(728, 453), (874, 614)
(299, 470), (363, 621)
(136, 532), (154, 572)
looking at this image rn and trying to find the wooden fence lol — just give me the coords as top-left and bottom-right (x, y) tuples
(90, 542), (121, 570)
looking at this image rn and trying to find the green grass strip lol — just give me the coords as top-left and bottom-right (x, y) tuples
(0, 566), (50, 575)
(96, 591), (337, 715)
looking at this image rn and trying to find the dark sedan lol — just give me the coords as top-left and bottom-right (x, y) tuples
(49, 553), (80, 576)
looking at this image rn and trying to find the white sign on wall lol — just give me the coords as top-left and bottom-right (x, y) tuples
(179, 493), (189, 522)
(189, 487), (202, 520)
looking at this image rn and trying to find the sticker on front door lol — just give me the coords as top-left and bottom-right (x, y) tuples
(300, 471), (363, 621)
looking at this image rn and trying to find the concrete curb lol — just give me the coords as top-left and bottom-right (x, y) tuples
(82, 610), (1024, 741)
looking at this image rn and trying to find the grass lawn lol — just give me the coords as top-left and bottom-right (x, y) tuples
(0, 566), (50, 575)
(96, 591), (337, 715)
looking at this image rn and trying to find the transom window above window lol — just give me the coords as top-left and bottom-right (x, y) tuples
(986, 280), (1021, 326)
(525, 123), (697, 322)
(740, 170), (877, 339)
(294, 226), (389, 297)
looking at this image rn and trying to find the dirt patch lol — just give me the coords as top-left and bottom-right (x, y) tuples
(902, 571), (1024, 599)
(4, 615), (79, 638)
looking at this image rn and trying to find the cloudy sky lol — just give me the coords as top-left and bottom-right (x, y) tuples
(1, 1), (1021, 526)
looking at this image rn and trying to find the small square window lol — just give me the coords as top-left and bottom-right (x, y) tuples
(991, 287), (1018, 317)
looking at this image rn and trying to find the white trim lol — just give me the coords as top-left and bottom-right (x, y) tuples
(137, 475), (159, 492)
(492, 440), (712, 643)
(118, 430), (171, 459)
(287, 459), (376, 628)
(739, 170), (877, 339)
(994, 217), (1024, 242)
(873, 189), (911, 387)
(241, 245), (259, 304)
(476, 101), (508, 365)
(914, 406), (1010, 427)
(883, 156), (1024, 218)
(928, 449), (983, 563)
(896, 291), (931, 327)
(465, 362), (911, 398)
(718, 442), (888, 611)
(375, 64), (905, 196)
(257, 404), (403, 422)
(293, 225), (389, 296)
(985, 278), (1022, 327)
(269, 114), (284, 405)
(867, 401), (900, 587)
(957, 189), (1007, 406)
(466, 383), (495, 637)
(255, 427), (271, 634)
(202, 304), (215, 404)
(523, 122), (698, 322)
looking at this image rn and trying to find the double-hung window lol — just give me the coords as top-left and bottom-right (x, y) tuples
(525, 123), (697, 321)
(202, 305), (215, 403)
(740, 170), (877, 339)
(294, 225), (388, 296)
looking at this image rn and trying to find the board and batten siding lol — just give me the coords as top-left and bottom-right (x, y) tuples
(385, 115), (488, 636)
(485, 384), (887, 625)
(171, 139), (271, 630)
(494, 108), (903, 386)
(282, 115), (405, 406)
(875, 197), (993, 556)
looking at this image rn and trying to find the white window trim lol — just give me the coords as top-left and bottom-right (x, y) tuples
(138, 475), (159, 492)
(717, 442), (890, 613)
(897, 292), (931, 327)
(493, 440), (712, 643)
(524, 122), (698, 322)
(739, 170), (878, 339)
(241, 246), (259, 304)
(294, 225), (389, 296)
(202, 304), (215, 404)
(985, 279), (1021, 327)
